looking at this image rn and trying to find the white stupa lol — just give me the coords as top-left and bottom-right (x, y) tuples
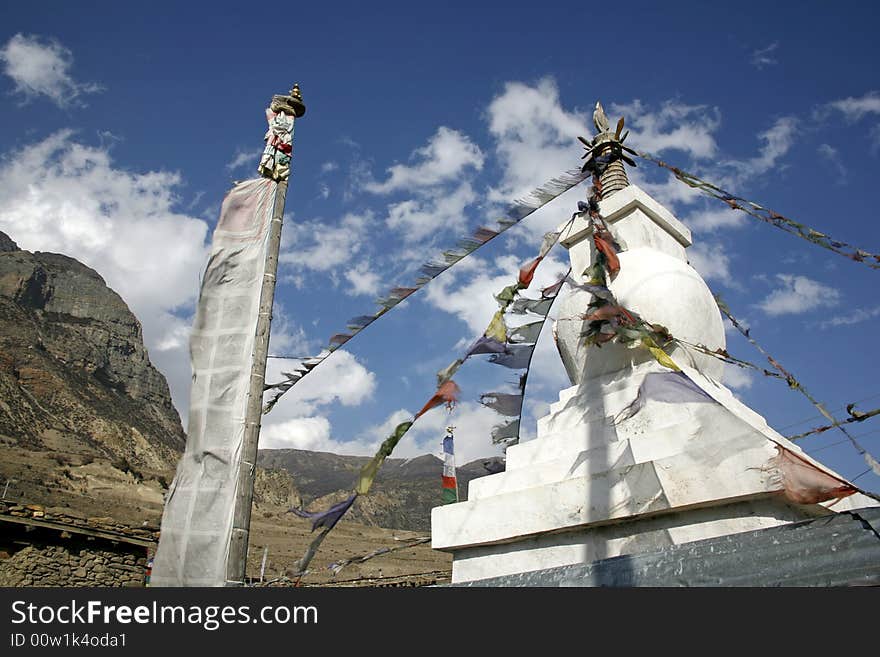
(431, 102), (878, 584)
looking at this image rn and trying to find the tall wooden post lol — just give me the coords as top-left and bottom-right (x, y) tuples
(225, 85), (306, 586)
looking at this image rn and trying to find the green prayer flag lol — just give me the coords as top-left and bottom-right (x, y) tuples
(356, 421), (413, 495)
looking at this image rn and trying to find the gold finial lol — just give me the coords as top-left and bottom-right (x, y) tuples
(290, 83), (303, 102)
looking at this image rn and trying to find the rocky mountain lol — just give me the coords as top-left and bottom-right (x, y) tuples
(258, 449), (505, 531)
(0, 231), (188, 521)
(0, 230), (497, 535)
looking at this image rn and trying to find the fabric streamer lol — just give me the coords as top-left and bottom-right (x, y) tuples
(615, 371), (714, 423)
(441, 430), (458, 504)
(631, 149), (880, 270)
(328, 537), (431, 577)
(479, 392), (524, 417)
(288, 379), (460, 580)
(262, 168), (589, 413)
(152, 178), (279, 586)
(289, 494), (357, 532)
(715, 296), (880, 475)
(788, 405), (880, 441)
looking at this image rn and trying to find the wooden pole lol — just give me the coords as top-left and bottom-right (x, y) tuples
(225, 86), (305, 586)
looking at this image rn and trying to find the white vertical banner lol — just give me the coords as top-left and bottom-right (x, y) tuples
(152, 178), (277, 586)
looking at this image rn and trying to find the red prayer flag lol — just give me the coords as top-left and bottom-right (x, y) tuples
(415, 380), (460, 419)
(518, 257), (542, 287)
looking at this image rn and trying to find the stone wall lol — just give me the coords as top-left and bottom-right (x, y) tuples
(0, 541), (148, 587)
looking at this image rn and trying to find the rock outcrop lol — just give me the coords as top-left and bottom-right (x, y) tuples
(0, 231), (185, 520)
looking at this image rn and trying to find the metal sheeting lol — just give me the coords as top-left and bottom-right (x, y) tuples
(451, 508), (880, 587)
(151, 178), (277, 587)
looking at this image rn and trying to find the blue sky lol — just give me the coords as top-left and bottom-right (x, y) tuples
(0, 1), (878, 491)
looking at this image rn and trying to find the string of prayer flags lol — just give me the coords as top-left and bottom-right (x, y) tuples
(632, 149), (880, 270)
(291, 376), (461, 579)
(437, 358), (464, 387)
(328, 537), (432, 576)
(263, 167), (589, 414)
(716, 295), (880, 476)
(788, 405), (880, 441)
(441, 429), (458, 504)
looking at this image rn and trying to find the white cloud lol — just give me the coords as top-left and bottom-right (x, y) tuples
(225, 148), (261, 172)
(609, 99), (721, 159)
(751, 42), (779, 70)
(320, 161), (339, 174)
(279, 212), (371, 272)
(756, 274), (840, 316)
(424, 252), (568, 336)
(487, 78), (588, 202)
(344, 263), (382, 297)
(362, 403), (503, 464)
(365, 127), (484, 194)
(259, 416), (335, 451)
(819, 305), (880, 329)
(384, 181), (475, 241)
(687, 241), (733, 284)
(263, 350), (377, 420)
(827, 91), (880, 121)
(0, 131), (209, 413)
(723, 364), (753, 390)
(0, 33), (101, 107)
(747, 116), (798, 174)
(684, 207), (747, 232)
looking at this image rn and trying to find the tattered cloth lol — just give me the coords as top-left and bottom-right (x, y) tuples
(151, 178), (277, 587)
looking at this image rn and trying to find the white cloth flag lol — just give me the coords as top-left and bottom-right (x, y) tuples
(152, 178), (277, 586)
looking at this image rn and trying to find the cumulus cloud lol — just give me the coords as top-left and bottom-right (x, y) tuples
(384, 181), (475, 241)
(0, 131), (209, 412)
(344, 263), (382, 297)
(365, 127), (484, 194)
(756, 274), (840, 316)
(610, 99), (721, 160)
(487, 78), (588, 203)
(723, 364), (753, 390)
(739, 116), (798, 175)
(823, 92), (880, 151)
(260, 416), (335, 451)
(263, 350), (377, 420)
(0, 33), (101, 107)
(683, 207), (747, 232)
(687, 241), (734, 285)
(424, 252), (568, 335)
(279, 212), (372, 272)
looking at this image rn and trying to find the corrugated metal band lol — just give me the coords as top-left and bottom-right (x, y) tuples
(449, 508), (880, 587)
